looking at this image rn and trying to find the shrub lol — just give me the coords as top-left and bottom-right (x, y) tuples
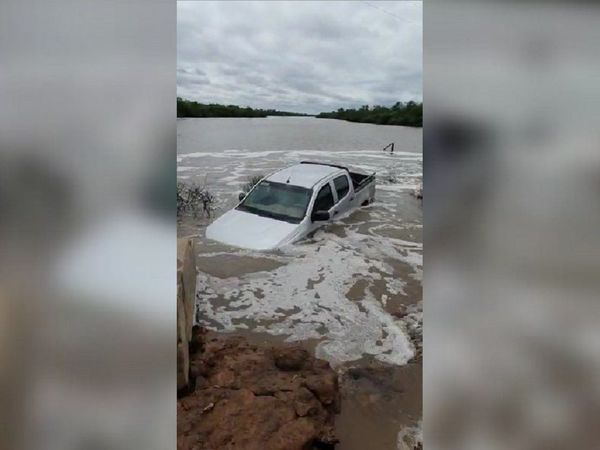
(241, 174), (264, 193)
(177, 182), (215, 217)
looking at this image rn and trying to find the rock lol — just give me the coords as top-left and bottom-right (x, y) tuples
(293, 387), (321, 417)
(177, 331), (340, 450)
(304, 371), (340, 410)
(274, 346), (309, 371)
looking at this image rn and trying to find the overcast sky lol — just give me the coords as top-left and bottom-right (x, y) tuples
(177, 1), (422, 114)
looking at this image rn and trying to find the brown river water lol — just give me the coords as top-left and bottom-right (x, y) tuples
(177, 116), (422, 449)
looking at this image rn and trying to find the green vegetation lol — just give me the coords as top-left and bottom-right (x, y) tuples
(316, 101), (422, 127)
(177, 98), (311, 118)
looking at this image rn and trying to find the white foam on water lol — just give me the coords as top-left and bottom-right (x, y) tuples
(180, 150), (285, 159)
(397, 422), (423, 450)
(195, 226), (421, 366)
(179, 148), (422, 161)
(387, 278), (406, 296)
(184, 147), (422, 366)
(377, 184), (420, 192)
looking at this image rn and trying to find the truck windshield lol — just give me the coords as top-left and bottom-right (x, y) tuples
(237, 180), (312, 224)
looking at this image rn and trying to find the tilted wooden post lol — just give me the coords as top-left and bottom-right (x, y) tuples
(177, 237), (197, 391)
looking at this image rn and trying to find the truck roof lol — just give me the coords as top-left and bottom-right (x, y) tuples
(265, 163), (344, 189)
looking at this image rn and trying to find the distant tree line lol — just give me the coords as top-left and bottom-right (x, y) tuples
(177, 98), (312, 118)
(316, 101), (422, 127)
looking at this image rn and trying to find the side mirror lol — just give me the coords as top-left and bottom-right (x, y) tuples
(238, 192), (246, 202)
(311, 210), (330, 222)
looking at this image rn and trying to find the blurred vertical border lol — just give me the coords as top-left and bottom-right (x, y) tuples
(0, 1), (176, 449)
(425, 1), (600, 448)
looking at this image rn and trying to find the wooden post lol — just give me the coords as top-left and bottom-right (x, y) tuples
(177, 237), (197, 392)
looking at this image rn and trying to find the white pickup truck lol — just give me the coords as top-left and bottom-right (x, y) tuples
(206, 161), (376, 250)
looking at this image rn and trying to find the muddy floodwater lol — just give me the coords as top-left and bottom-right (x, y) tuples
(178, 116), (422, 449)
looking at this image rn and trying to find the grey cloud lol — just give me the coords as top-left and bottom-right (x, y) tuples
(177, 1), (422, 114)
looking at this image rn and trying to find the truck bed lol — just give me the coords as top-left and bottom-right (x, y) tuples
(350, 171), (375, 192)
(300, 161), (375, 191)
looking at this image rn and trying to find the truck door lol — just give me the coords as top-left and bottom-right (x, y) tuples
(331, 173), (352, 217)
(312, 182), (336, 221)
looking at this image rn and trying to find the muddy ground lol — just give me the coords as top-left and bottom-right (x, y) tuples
(178, 328), (340, 450)
(178, 329), (421, 450)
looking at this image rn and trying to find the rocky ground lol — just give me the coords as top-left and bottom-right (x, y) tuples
(178, 328), (341, 450)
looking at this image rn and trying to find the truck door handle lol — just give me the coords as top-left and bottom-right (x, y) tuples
(333, 210), (338, 216)
(350, 197), (354, 201)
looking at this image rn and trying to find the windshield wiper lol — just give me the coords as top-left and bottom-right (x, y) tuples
(237, 204), (300, 223)
(253, 208), (275, 219)
(237, 204), (272, 219)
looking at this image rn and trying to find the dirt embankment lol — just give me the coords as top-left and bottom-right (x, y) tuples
(178, 327), (341, 450)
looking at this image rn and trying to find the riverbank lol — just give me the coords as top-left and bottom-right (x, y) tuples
(316, 102), (422, 127)
(178, 327), (422, 450)
(178, 328), (341, 450)
(177, 98), (312, 118)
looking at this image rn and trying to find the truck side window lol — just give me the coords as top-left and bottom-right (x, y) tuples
(314, 184), (334, 211)
(333, 175), (350, 200)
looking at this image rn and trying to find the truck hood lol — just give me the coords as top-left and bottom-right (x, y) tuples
(205, 209), (298, 250)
